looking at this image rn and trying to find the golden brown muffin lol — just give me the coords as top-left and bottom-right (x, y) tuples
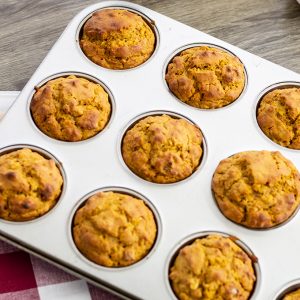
(169, 234), (256, 300)
(165, 46), (245, 109)
(80, 9), (155, 69)
(72, 191), (157, 267)
(283, 288), (300, 300)
(257, 87), (300, 149)
(0, 148), (63, 221)
(212, 150), (300, 229)
(122, 114), (203, 183)
(30, 75), (111, 142)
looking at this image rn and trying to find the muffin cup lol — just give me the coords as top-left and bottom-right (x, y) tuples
(76, 6), (160, 71)
(165, 231), (261, 300)
(274, 279), (300, 299)
(28, 71), (115, 143)
(69, 186), (162, 270)
(119, 110), (208, 185)
(211, 151), (300, 231)
(0, 144), (66, 223)
(254, 81), (300, 152)
(163, 43), (248, 110)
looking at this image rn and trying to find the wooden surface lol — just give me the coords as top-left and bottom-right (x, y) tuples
(0, 0), (299, 91)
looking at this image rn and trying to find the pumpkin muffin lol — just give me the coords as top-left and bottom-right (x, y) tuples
(283, 288), (300, 300)
(212, 150), (300, 229)
(80, 9), (155, 69)
(121, 114), (203, 183)
(169, 234), (256, 300)
(0, 148), (63, 221)
(165, 46), (245, 109)
(30, 75), (111, 142)
(72, 191), (157, 267)
(257, 87), (300, 149)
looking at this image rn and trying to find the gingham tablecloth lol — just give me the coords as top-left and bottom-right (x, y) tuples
(0, 240), (120, 300)
(0, 93), (120, 300)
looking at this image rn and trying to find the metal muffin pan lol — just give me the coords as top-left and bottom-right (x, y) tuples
(0, 1), (300, 299)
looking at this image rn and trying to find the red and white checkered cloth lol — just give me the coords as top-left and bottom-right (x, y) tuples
(0, 93), (120, 300)
(0, 239), (120, 300)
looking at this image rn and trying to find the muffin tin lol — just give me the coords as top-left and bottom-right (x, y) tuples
(0, 1), (300, 299)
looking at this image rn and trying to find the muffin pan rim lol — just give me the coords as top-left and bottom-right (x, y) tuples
(0, 143), (67, 224)
(118, 109), (208, 185)
(27, 71), (116, 143)
(253, 81), (300, 152)
(164, 230), (261, 300)
(75, 5), (160, 71)
(162, 42), (249, 111)
(68, 186), (162, 271)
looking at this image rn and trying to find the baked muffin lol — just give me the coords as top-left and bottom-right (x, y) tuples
(283, 288), (300, 300)
(72, 191), (157, 267)
(212, 150), (300, 229)
(257, 87), (300, 149)
(169, 234), (256, 300)
(30, 75), (111, 142)
(80, 9), (155, 69)
(0, 148), (63, 221)
(122, 114), (203, 183)
(165, 46), (245, 109)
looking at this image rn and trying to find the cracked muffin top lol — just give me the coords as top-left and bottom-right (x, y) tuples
(0, 148), (63, 221)
(257, 87), (300, 149)
(30, 75), (111, 142)
(165, 46), (245, 109)
(72, 191), (157, 267)
(121, 114), (203, 183)
(283, 288), (300, 300)
(212, 150), (300, 229)
(80, 9), (155, 69)
(169, 234), (256, 300)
